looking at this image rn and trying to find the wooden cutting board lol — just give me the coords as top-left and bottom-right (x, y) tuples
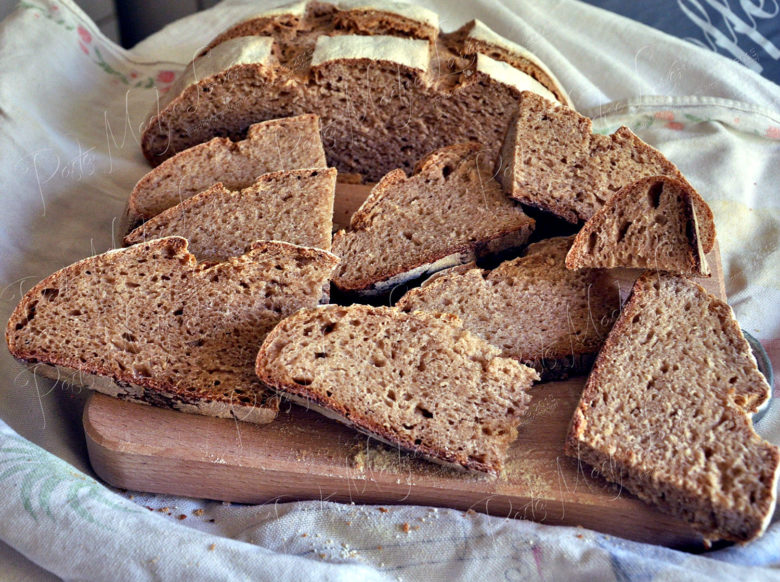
(84, 181), (727, 550)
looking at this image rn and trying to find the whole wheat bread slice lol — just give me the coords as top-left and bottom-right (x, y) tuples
(124, 168), (336, 261)
(565, 176), (711, 277)
(565, 272), (777, 544)
(128, 114), (326, 226)
(330, 143), (535, 295)
(141, 2), (571, 178)
(256, 304), (539, 475)
(6, 237), (339, 424)
(498, 92), (715, 253)
(397, 236), (620, 379)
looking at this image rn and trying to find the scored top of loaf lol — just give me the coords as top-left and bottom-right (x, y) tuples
(310, 34), (430, 71)
(476, 54), (556, 102)
(335, 0), (439, 29)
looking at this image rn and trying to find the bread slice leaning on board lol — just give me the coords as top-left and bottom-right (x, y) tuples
(565, 272), (778, 544)
(6, 237), (339, 424)
(497, 92), (716, 254)
(255, 304), (539, 475)
(397, 236), (620, 379)
(565, 176), (712, 276)
(124, 167), (337, 261)
(128, 114), (327, 227)
(140, 1), (572, 180)
(330, 143), (535, 296)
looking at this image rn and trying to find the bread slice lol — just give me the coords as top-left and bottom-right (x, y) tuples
(128, 114), (326, 226)
(397, 236), (620, 379)
(6, 238), (339, 424)
(498, 92), (715, 253)
(565, 272), (777, 543)
(565, 176), (711, 277)
(255, 304), (539, 475)
(123, 168), (336, 261)
(330, 143), (535, 295)
(141, 3), (571, 178)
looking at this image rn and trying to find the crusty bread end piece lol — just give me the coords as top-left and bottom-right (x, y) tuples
(565, 176), (712, 277)
(124, 167), (336, 261)
(256, 305), (539, 475)
(498, 92), (715, 253)
(331, 143), (535, 295)
(6, 237), (339, 424)
(397, 236), (620, 379)
(565, 272), (777, 543)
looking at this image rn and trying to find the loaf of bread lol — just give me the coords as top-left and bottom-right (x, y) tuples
(498, 92), (716, 253)
(127, 114), (326, 227)
(565, 176), (711, 277)
(566, 272), (777, 543)
(124, 168), (336, 261)
(255, 304), (539, 475)
(330, 143), (535, 295)
(397, 236), (620, 379)
(141, 1), (571, 180)
(6, 237), (339, 424)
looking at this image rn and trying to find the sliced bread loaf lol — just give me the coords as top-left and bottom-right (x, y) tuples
(128, 114), (326, 226)
(255, 304), (539, 475)
(124, 168), (336, 261)
(565, 272), (777, 543)
(6, 237), (339, 424)
(498, 92), (715, 253)
(565, 176), (711, 277)
(141, 2), (571, 177)
(330, 143), (535, 295)
(397, 236), (620, 378)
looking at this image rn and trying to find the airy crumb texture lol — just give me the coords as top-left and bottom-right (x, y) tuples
(141, 3), (570, 179)
(256, 305), (539, 475)
(124, 168), (336, 261)
(565, 272), (777, 543)
(497, 92), (715, 253)
(397, 236), (620, 379)
(6, 237), (339, 424)
(331, 143), (535, 294)
(128, 114), (326, 225)
(565, 176), (711, 277)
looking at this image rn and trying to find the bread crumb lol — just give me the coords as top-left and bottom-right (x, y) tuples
(208, 518), (215, 523)
(378, 507), (389, 513)
(301, 533), (308, 537)
(177, 514), (187, 520)
(193, 509), (205, 517)
(377, 545), (383, 550)
(208, 543), (216, 551)
(466, 508), (476, 516)
(402, 522), (410, 533)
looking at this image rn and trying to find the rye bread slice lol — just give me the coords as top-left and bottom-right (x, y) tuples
(565, 272), (777, 544)
(6, 237), (339, 424)
(497, 92), (715, 253)
(565, 176), (712, 277)
(140, 4), (570, 177)
(128, 114), (326, 227)
(330, 143), (535, 295)
(255, 304), (539, 475)
(397, 236), (620, 379)
(124, 168), (336, 261)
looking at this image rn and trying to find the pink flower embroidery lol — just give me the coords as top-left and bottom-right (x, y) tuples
(766, 126), (780, 140)
(733, 118), (740, 125)
(665, 121), (684, 131)
(77, 26), (92, 45)
(156, 70), (175, 84)
(79, 42), (89, 55)
(130, 71), (139, 79)
(654, 111), (675, 121)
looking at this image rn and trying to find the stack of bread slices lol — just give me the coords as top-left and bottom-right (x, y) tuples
(5, 1), (777, 546)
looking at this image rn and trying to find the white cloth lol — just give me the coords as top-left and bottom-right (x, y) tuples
(0, 0), (778, 580)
